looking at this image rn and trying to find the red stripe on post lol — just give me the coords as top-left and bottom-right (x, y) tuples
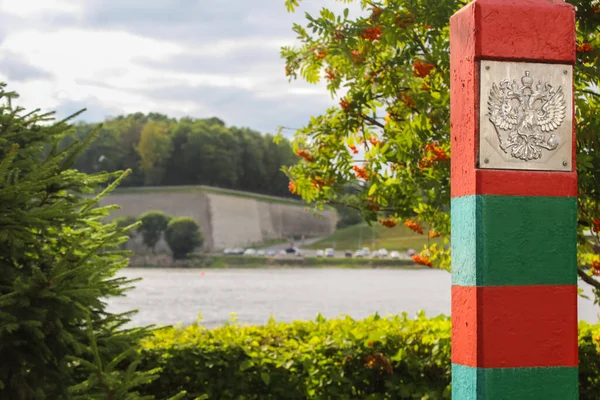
(474, 170), (578, 198)
(452, 285), (578, 368)
(451, 169), (578, 198)
(451, 284), (479, 367)
(475, 0), (576, 63)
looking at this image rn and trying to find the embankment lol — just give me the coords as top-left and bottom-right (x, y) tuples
(99, 186), (337, 252)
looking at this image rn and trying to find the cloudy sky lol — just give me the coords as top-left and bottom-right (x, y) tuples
(0, 0), (362, 134)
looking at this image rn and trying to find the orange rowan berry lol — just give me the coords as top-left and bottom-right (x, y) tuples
(369, 136), (382, 146)
(351, 50), (364, 64)
(413, 61), (435, 78)
(419, 142), (449, 170)
(593, 219), (600, 233)
(401, 92), (415, 108)
(314, 49), (328, 60)
(412, 254), (433, 267)
(353, 165), (369, 180)
(340, 98), (351, 111)
(361, 26), (383, 41)
(295, 149), (314, 162)
(379, 218), (397, 228)
(577, 43), (594, 53)
(429, 231), (441, 238)
(288, 181), (297, 194)
(404, 219), (424, 235)
(325, 68), (337, 81)
(592, 260), (600, 276)
(367, 197), (380, 211)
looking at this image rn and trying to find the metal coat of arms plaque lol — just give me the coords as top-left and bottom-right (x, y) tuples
(479, 60), (573, 171)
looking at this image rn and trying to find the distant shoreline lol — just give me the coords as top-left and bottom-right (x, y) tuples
(127, 254), (424, 270)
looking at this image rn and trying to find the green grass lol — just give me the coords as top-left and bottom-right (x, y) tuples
(305, 223), (445, 252)
(130, 255), (421, 269)
(110, 185), (306, 207)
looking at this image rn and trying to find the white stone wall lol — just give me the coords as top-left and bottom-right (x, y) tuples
(207, 194), (264, 250)
(99, 187), (337, 252)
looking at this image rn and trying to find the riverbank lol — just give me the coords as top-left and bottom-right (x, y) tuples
(128, 254), (421, 269)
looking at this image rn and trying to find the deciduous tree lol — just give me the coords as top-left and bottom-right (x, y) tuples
(282, 0), (600, 298)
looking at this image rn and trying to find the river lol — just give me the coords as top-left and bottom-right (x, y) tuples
(107, 268), (600, 328)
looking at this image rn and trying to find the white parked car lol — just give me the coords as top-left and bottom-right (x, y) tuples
(407, 248), (416, 257)
(361, 247), (371, 257)
(390, 251), (401, 259)
(316, 249), (325, 257)
(378, 248), (389, 258)
(223, 248), (233, 255)
(354, 249), (365, 258)
(325, 248), (335, 257)
(244, 248), (257, 256)
(257, 250), (266, 256)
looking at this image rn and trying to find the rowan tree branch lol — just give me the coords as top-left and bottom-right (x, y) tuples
(360, 114), (385, 129)
(578, 267), (600, 290)
(582, 89), (600, 98)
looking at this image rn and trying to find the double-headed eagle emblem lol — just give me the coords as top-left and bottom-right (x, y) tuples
(487, 70), (566, 161)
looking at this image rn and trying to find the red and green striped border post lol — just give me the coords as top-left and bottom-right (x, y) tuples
(449, 0), (578, 398)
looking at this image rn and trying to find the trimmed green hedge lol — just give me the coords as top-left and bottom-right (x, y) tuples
(138, 314), (600, 399)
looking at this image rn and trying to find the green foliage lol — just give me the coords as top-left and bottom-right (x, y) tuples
(282, 0), (600, 292)
(165, 217), (204, 259)
(136, 120), (173, 185)
(139, 313), (452, 399)
(64, 114), (297, 198)
(138, 314), (600, 399)
(138, 211), (171, 252)
(0, 82), (158, 398)
(579, 321), (600, 398)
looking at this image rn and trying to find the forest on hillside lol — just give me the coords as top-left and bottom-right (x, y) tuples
(63, 112), (298, 197)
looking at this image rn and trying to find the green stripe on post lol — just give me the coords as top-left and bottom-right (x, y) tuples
(451, 195), (577, 287)
(452, 364), (579, 399)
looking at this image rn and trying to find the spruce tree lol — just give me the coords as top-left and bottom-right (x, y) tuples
(0, 83), (173, 399)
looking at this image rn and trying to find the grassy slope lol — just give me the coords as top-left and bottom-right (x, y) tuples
(306, 223), (445, 252)
(111, 185), (306, 207)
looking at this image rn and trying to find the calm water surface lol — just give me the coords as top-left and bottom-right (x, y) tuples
(108, 268), (599, 327)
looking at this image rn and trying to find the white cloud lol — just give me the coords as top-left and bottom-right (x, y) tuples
(188, 38), (294, 58)
(0, 0), (82, 17)
(1, 28), (304, 94)
(1, 28), (182, 74)
(0, 0), (364, 131)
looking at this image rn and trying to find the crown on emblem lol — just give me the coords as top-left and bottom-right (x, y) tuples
(521, 71), (534, 88)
